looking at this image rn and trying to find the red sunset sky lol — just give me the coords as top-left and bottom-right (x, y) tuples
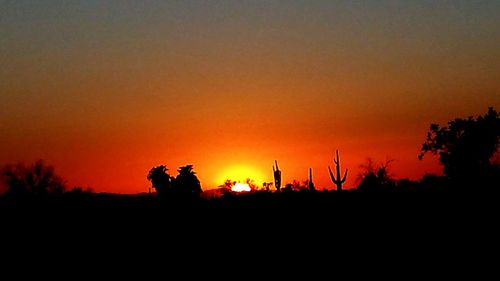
(1, 1), (499, 193)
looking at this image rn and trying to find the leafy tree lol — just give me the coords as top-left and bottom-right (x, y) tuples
(262, 182), (273, 192)
(173, 165), (202, 196)
(220, 179), (235, 190)
(289, 179), (308, 192)
(2, 160), (65, 197)
(245, 178), (258, 191)
(419, 107), (500, 183)
(147, 165), (172, 196)
(357, 159), (395, 192)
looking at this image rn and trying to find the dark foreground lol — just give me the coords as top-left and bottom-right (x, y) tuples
(1, 189), (497, 231)
(1, 189), (498, 272)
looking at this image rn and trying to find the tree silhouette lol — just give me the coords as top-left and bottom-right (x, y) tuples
(262, 181), (273, 192)
(419, 107), (500, 184)
(147, 165), (172, 196)
(2, 160), (65, 198)
(220, 179), (235, 190)
(357, 159), (395, 192)
(245, 178), (258, 191)
(173, 165), (202, 197)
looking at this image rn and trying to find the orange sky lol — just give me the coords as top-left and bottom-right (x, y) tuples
(1, 1), (499, 193)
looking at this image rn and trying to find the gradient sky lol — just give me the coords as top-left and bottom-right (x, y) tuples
(1, 0), (499, 193)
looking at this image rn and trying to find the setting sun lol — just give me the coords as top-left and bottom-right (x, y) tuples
(232, 183), (251, 192)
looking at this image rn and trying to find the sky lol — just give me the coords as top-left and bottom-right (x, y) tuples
(1, 0), (499, 193)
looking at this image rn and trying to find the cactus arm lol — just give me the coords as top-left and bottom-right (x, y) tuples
(328, 166), (338, 183)
(336, 160), (341, 181)
(341, 169), (348, 183)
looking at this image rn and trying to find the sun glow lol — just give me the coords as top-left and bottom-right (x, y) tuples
(216, 164), (267, 187)
(231, 183), (251, 192)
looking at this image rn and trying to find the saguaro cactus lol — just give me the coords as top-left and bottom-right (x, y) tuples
(328, 150), (348, 191)
(273, 160), (282, 192)
(309, 168), (315, 191)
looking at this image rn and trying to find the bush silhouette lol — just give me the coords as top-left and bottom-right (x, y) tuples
(2, 160), (65, 198)
(419, 107), (500, 186)
(357, 159), (395, 192)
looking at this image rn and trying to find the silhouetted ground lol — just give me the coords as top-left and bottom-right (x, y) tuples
(1, 188), (497, 273)
(1, 188), (497, 231)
